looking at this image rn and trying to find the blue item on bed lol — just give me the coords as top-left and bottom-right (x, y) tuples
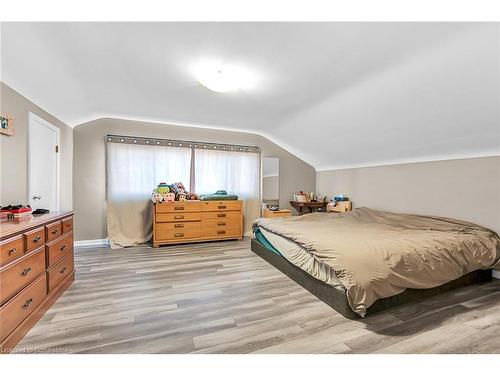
(254, 228), (282, 256)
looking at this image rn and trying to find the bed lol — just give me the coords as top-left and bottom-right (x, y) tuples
(252, 207), (500, 319)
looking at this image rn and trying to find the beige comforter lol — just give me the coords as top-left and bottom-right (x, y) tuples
(254, 208), (500, 316)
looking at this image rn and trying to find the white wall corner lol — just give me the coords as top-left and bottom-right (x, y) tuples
(492, 270), (500, 280)
(74, 238), (109, 248)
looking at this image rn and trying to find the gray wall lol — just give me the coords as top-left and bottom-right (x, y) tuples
(0, 82), (73, 209)
(73, 118), (315, 241)
(316, 156), (500, 235)
(262, 175), (279, 201)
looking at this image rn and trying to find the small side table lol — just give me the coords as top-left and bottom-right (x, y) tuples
(289, 201), (328, 216)
(262, 208), (292, 218)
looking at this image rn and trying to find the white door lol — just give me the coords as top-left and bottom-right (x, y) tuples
(28, 113), (60, 211)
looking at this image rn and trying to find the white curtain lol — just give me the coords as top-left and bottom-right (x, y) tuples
(194, 149), (260, 234)
(106, 142), (192, 248)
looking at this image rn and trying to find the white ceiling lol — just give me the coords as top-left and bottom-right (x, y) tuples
(1, 22), (499, 170)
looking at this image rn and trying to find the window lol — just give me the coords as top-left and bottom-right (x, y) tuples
(194, 148), (260, 198)
(106, 139), (260, 247)
(106, 142), (192, 247)
(107, 142), (192, 201)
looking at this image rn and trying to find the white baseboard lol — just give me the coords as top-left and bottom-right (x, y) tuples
(493, 270), (500, 280)
(74, 238), (109, 248)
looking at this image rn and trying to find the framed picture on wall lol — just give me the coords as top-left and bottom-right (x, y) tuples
(0, 114), (15, 135)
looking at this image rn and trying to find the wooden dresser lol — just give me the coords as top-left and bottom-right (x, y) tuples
(153, 200), (243, 247)
(0, 211), (75, 353)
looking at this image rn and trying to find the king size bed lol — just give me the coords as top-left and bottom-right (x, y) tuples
(252, 207), (500, 319)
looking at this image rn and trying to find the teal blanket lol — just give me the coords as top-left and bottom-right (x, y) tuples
(200, 194), (239, 201)
(254, 228), (282, 256)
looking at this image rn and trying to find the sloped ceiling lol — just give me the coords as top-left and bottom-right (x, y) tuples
(1, 22), (498, 170)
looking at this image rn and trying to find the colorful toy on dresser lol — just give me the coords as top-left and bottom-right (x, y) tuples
(151, 182), (198, 203)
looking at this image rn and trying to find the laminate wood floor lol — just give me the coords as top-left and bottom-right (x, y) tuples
(14, 238), (500, 354)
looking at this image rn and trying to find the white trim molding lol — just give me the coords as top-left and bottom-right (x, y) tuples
(493, 270), (500, 280)
(316, 151), (500, 172)
(74, 238), (109, 248)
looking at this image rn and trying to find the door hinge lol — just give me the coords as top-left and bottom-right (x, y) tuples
(55, 145), (59, 153)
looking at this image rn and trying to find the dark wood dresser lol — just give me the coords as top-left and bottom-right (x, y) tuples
(0, 211), (75, 353)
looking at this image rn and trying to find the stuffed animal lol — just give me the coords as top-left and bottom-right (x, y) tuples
(156, 182), (171, 194)
(152, 181), (194, 202)
(187, 192), (198, 200)
(151, 192), (164, 203)
(163, 192), (175, 202)
(173, 182), (188, 201)
(168, 184), (177, 195)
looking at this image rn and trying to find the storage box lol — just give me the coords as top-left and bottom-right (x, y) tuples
(327, 201), (352, 213)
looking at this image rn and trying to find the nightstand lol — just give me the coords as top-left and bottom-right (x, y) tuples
(262, 208), (292, 218)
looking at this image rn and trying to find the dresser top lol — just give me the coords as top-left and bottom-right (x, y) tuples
(0, 211), (74, 239)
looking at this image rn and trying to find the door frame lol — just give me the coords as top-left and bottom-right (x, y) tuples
(28, 112), (61, 211)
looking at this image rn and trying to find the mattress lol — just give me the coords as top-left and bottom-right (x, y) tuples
(251, 237), (493, 319)
(254, 207), (500, 316)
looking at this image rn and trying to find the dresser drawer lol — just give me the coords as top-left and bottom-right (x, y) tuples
(47, 232), (74, 267)
(202, 226), (242, 238)
(203, 201), (242, 211)
(24, 227), (46, 252)
(61, 217), (73, 234)
(0, 274), (47, 342)
(201, 211), (241, 221)
(156, 221), (201, 230)
(202, 217), (241, 228)
(155, 228), (202, 241)
(46, 221), (62, 242)
(0, 235), (25, 267)
(0, 247), (46, 305)
(156, 212), (202, 222)
(155, 202), (203, 213)
(47, 252), (74, 293)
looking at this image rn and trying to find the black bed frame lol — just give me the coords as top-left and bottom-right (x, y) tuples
(250, 238), (492, 319)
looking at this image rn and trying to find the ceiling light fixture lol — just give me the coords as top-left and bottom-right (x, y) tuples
(191, 60), (257, 93)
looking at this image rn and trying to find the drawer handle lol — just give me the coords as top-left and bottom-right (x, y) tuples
(174, 233), (184, 237)
(33, 236), (42, 243)
(22, 298), (33, 309)
(217, 222), (226, 226)
(51, 227), (59, 234)
(217, 230), (226, 235)
(60, 267), (67, 274)
(65, 223), (71, 227)
(174, 206), (185, 210)
(21, 267), (32, 276)
(8, 247), (17, 255)
(60, 245), (67, 251)
(174, 224), (184, 228)
(218, 205), (227, 209)
(217, 213), (226, 218)
(174, 215), (184, 219)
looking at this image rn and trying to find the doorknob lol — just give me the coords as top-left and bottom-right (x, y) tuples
(33, 195), (41, 200)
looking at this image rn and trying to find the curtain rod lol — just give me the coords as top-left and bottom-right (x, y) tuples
(105, 134), (261, 153)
